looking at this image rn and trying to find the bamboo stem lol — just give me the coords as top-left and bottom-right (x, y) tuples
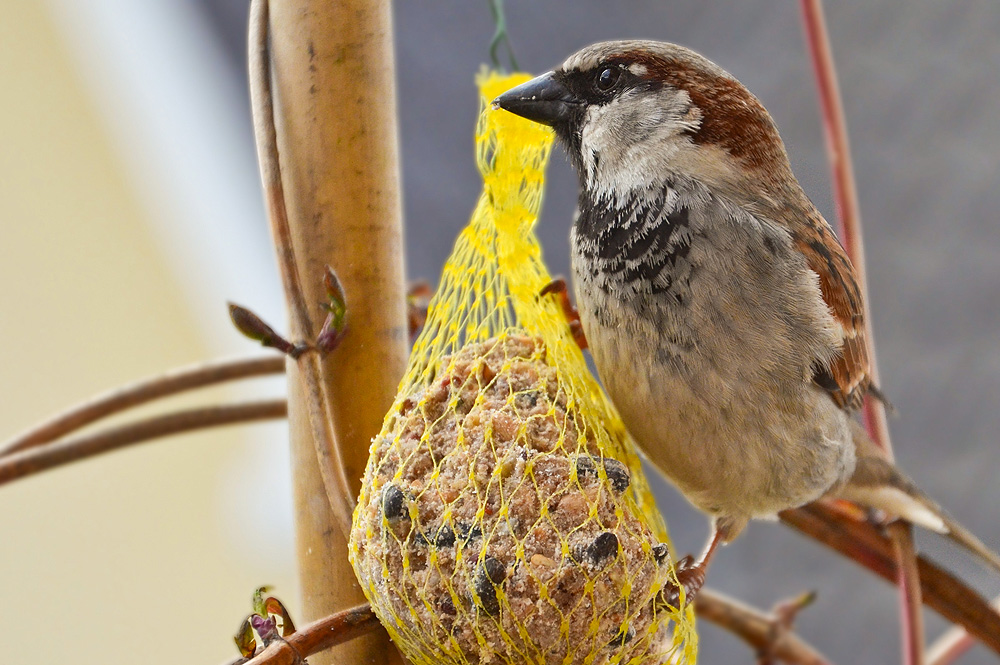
(0, 399), (287, 486)
(0, 355), (283, 456)
(250, 2), (408, 665)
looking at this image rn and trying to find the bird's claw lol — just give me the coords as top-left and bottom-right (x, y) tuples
(661, 554), (707, 608)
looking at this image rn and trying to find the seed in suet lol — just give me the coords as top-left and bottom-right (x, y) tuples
(586, 532), (620, 565)
(382, 484), (408, 521)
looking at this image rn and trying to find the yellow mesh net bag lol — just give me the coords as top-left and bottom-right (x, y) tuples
(350, 71), (697, 665)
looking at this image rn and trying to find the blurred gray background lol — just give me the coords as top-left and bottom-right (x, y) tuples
(120, 1), (1000, 662)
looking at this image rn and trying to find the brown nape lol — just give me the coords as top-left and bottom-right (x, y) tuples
(624, 50), (790, 174)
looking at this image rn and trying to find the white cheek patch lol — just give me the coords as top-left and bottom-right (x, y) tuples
(580, 105), (612, 187)
(579, 93), (693, 197)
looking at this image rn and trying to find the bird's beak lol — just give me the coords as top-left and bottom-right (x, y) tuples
(491, 72), (576, 126)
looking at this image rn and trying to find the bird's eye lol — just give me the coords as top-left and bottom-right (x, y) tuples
(595, 66), (622, 92)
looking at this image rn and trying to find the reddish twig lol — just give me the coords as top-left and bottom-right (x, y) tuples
(781, 504), (1000, 656)
(0, 356), (284, 457)
(888, 522), (926, 665)
(799, 3), (924, 662)
(248, 0), (355, 536)
(0, 399), (287, 486)
(927, 594), (1000, 665)
(799, 0), (890, 457)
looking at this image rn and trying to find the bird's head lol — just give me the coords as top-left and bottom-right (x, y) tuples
(493, 41), (795, 204)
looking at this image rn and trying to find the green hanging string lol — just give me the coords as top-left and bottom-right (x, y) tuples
(487, 0), (520, 72)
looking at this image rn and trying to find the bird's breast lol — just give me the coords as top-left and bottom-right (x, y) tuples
(569, 186), (854, 520)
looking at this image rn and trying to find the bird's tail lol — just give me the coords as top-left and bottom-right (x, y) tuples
(836, 423), (1000, 576)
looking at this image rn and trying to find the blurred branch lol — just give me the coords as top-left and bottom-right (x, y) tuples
(799, 0), (892, 460)
(927, 594), (1000, 665)
(0, 355), (283, 457)
(695, 589), (832, 665)
(799, 3), (922, 662)
(889, 522), (926, 665)
(798, 0), (891, 456)
(0, 399), (286, 486)
(225, 594), (832, 665)
(781, 503), (1000, 656)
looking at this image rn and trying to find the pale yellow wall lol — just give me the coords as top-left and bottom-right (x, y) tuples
(0, 2), (295, 663)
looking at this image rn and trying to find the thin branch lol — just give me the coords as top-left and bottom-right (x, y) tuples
(798, 0), (890, 456)
(781, 504), (1000, 656)
(225, 594), (831, 665)
(889, 522), (926, 665)
(248, 0), (355, 537)
(799, 4), (925, 662)
(0, 356), (284, 457)
(695, 590), (832, 665)
(927, 594), (1000, 665)
(0, 399), (287, 486)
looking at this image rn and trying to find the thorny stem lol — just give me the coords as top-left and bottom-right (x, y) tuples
(927, 594), (1000, 665)
(798, 3), (923, 662)
(248, 0), (356, 537)
(0, 356), (284, 457)
(0, 400), (287, 486)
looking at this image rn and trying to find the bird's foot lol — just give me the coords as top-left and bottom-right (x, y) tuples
(540, 277), (588, 349)
(661, 554), (707, 608)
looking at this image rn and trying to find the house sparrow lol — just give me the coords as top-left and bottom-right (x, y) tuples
(494, 40), (1000, 598)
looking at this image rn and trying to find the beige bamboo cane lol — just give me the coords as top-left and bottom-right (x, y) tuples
(263, 2), (408, 665)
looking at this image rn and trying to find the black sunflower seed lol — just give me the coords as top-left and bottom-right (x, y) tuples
(575, 455), (631, 493)
(381, 484), (408, 521)
(609, 625), (635, 648)
(474, 557), (506, 616)
(586, 532), (620, 564)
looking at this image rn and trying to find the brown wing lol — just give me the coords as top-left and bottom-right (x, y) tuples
(791, 210), (871, 410)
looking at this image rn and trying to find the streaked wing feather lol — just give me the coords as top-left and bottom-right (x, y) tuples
(792, 210), (871, 409)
